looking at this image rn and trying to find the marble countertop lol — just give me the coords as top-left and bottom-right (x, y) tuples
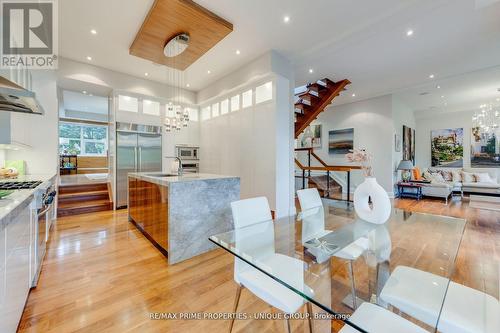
(0, 174), (57, 227)
(128, 172), (239, 186)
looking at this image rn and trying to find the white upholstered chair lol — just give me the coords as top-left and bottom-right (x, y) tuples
(380, 266), (500, 333)
(297, 188), (368, 309)
(338, 302), (428, 333)
(229, 197), (314, 333)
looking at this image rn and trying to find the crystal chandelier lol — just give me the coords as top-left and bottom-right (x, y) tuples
(164, 33), (190, 132)
(472, 103), (500, 137)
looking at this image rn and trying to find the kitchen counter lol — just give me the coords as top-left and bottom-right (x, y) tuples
(128, 172), (240, 264)
(0, 174), (57, 229)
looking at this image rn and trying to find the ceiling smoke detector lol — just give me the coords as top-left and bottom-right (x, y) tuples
(164, 33), (190, 58)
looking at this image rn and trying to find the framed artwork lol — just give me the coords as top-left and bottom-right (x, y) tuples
(299, 124), (322, 148)
(403, 125), (416, 164)
(471, 127), (500, 167)
(431, 128), (464, 167)
(328, 128), (354, 155)
(395, 134), (402, 152)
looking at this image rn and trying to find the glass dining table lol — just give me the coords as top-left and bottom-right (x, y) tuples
(209, 200), (468, 333)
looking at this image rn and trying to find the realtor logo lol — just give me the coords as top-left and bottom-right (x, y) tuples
(1, 0), (58, 69)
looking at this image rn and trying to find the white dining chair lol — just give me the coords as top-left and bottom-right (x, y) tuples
(229, 197), (314, 333)
(380, 266), (500, 333)
(338, 302), (428, 333)
(297, 188), (368, 309)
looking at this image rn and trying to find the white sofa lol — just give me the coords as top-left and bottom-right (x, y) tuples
(419, 167), (500, 202)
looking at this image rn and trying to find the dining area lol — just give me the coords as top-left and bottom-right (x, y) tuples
(209, 189), (500, 333)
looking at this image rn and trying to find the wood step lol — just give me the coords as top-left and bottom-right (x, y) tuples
(297, 92), (320, 103)
(59, 183), (108, 194)
(58, 190), (109, 203)
(57, 199), (112, 217)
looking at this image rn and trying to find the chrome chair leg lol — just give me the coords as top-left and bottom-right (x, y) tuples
(229, 284), (244, 333)
(306, 303), (314, 333)
(347, 261), (357, 309)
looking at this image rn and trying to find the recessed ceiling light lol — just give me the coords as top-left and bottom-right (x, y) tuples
(308, 68), (313, 74)
(236, 50), (241, 55)
(437, 85), (441, 89)
(406, 29), (414, 37)
(352, 93), (356, 97)
(497, 98), (500, 102)
(89, 94), (93, 96)
(441, 95), (445, 98)
(186, 83), (190, 88)
(82, 90), (87, 94)
(207, 70), (211, 74)
(283, 16), (290, 23)
(144, 72), (149, 76)
(90, 29), (97, 35)
(86, 56), (92, 61)
(429, 74), (435, 79)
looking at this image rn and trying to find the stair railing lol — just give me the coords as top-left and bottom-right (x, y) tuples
(294, 147), (361, 202)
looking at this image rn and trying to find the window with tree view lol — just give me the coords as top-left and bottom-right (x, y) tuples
(59, 122), (108, 156)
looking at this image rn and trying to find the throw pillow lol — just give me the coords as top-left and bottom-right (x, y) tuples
(412, 167), (422, 180)
(452, 170), (462, 183)
(423, 170), (433, 181)
(441, 170), (453, 182)
(462, 171), (476, 183)
(474, 173), (495, 184)
(431, 173), (445, 183)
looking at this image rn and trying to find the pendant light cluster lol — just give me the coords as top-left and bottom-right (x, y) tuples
(472, 103), (500, 137)
(164, 33), (191, 132)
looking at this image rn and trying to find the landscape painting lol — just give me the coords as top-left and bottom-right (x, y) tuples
(403, 125), (416, 164)
(471, 127), (500, 167)
(299, 124), (322, 148)
(329, 128), (354, 155)
(431, 128), (464, 167)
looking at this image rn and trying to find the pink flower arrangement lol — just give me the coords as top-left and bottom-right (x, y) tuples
(345, 148), (373, 177)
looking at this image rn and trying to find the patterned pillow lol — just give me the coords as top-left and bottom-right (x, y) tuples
(431, 173), (445, 183)
(440, 170), (453, 182)
(451, 170), (462, 182)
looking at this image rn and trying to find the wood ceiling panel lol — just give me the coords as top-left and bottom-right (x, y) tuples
(130, 0), (233, 70)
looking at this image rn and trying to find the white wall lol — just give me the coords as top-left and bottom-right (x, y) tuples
(5, 71), (59, 175)
(416, 109), (474, 169)
(392, 97), (416, 189)
(58, 58), (196, 105)
(306, 95), (395, 195)
(197, 51), (295, 217)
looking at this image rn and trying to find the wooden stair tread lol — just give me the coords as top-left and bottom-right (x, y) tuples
(59, 189), (108, 199)
(59, 183), (108, 194)
(58, 199), (111, 209)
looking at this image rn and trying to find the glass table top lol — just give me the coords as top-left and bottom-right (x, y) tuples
(209, 201), (468, 332)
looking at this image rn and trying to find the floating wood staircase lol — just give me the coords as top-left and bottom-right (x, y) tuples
(295, 78), (350, 138)
(58, 183), (113, 217)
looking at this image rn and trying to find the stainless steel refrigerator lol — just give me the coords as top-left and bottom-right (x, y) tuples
(116, 122), (162, 208)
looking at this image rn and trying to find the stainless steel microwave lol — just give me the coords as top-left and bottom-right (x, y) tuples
(176, 145), (199, 160)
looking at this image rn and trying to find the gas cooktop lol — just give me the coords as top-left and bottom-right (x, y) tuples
(0, 181), (42, 190)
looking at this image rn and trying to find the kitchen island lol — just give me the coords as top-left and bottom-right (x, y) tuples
(128, 172), (240, 264)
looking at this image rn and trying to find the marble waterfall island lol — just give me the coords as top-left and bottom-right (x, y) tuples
(128, 172), (240, 264)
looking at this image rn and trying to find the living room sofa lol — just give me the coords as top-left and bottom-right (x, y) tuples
(418, 167), (500, 203)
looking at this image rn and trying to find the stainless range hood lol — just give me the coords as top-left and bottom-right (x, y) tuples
(0, 75), (44, 115)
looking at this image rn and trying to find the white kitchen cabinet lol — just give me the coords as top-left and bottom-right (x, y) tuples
(0, 202), (32, 333)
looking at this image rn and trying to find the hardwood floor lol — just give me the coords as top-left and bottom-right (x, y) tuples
(17, 197), (499, 333)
